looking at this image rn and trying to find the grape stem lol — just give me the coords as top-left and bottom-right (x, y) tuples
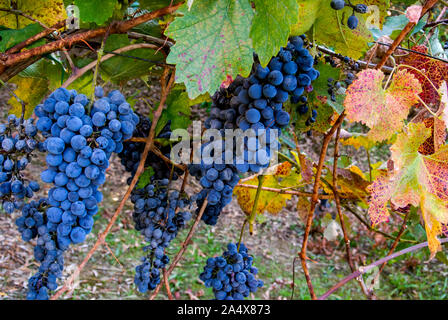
(237, 219), (248, 252)
(6, 20), (66, 55)
(163, 268), (174, 300)
(370, 210), (411, 290)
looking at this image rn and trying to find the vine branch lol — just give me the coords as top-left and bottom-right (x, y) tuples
(0, 2), (183, 75)
(376, 0), (440, 70)
(299, 112), (345, 300)
(318, 238), (448, 300)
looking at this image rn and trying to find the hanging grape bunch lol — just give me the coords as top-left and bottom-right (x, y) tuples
(25, 86), (139, 300)
(0, 115), (41, 214)
(132, 178), (192, 293)
(190, 35), (320, 226)
(330, 0), (369, 30)
(199, 243), (263, 300)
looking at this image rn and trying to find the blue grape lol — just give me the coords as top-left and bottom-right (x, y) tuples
(199, 243), (263, 300)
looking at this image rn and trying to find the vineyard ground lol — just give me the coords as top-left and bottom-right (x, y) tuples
(0, 81), (447, 300)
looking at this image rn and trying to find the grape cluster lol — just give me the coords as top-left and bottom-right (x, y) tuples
(0, 114), (41, 213)
(205, 35), (318, 175)
(199, 243), (263, 300)
(330, 0), (368, 30)
(15, 198), (47, 241)
(131, 178), (192, 293)
(190, 36), (319, 225)
(26, 86), (138, 299)
(118, 113), (182, 182)
(325, 55), (359, 102)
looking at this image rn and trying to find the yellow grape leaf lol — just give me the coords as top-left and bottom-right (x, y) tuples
(341, 133), (376, 150)
(290, 0), (323, 36)
(368, 123), (448, 254)
(313, 2), (373, 60)
(8, 76), (48, 118)
(0, 0), (67, 28)
(290, 150), (313, 182)
(344, 69), (422, 142)
(322, 166), (370, 201)
(296, 196), (310, 224)
(234, 162), (304, 216)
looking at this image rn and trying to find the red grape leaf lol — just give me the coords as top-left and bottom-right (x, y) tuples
(405, 5), (422, 24)
(368, 123), (448, 254)
(418, 117), (446, 155)
(344, 69), (422, 142)
(367, 175), (393, 226)
(400, 45), (448, 106)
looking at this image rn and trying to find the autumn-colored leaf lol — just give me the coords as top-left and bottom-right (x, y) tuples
(290, 150), (313, 182)
(0, 0), (66, 28)
(296, 196), (310, 224)
(341, 133), (376, 150)
(344, 69), (422, 141)
(322, 166), (370, 201)
(367, 175), (393, 226)
(400, 45), (448, 106)
(367, 123), (448, 254)
(405, 5), (422, 24)
(418, 117), (446, 155)
(234, 162), (304, 216)
(439, 82), (448, 126)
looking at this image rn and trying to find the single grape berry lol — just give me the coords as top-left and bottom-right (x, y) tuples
(330, 0), (345, 10)
(354, 4), (368, 14)
(347, 15), (359, 30)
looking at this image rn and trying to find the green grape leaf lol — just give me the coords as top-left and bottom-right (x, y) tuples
(344, 69), (422, 141)
(0, 23), (43, 52)
(137, 167), (155, 189)
(312, 61), (345, 114)
(165, 0), (254, 99)
(100, 34), (164, 83)
(156, 86), (210, 135)
(138, 0), (183, 10)
(290, 0), (323, 36)
(73, 0), (117, 25)
(250, 0), (299, 67)
(313, 2), (373, 60)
